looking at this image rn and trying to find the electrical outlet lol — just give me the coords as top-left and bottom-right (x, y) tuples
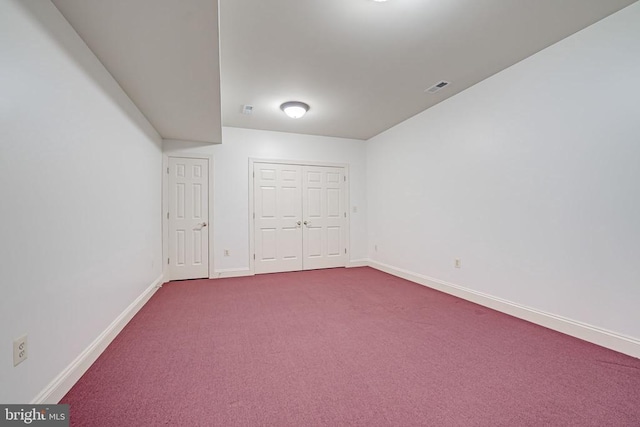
(13, 335), (27, 367)
(224, 249), (230, 257)
(455, 258), (462, 269)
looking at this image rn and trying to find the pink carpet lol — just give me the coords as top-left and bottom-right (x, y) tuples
(62, 267), (640, 426)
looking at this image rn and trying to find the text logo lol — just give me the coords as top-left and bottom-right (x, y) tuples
(1, 405), (69, 426)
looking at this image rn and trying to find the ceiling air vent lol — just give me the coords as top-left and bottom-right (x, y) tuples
(425, 81), (450, 94)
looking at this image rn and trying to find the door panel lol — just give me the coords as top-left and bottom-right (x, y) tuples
(302, 165), (347, 270)
(327, 227), (341, 256)
(254, 163), (303, 274)
(169, 157), (209, 280)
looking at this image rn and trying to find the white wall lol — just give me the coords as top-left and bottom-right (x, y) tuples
(0, 0), (163, 403)
(164, 127), (367, 274)
(367, 3), (640, 341)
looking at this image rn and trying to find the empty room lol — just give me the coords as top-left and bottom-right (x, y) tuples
(1, 0), (639, 425)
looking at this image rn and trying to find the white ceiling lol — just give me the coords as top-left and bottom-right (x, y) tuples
(52, 0), (222, 143)
(52, 0), (636, 142)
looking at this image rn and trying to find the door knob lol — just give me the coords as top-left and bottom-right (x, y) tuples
(296, 220), (302, 227)
(303, 220), (311, 227)
(201, 222), (207, 227)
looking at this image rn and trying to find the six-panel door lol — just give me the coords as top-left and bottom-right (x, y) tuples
(254, 163), (304, 274)
(301, 165), (347, 270)
(168, 157), (209, 280)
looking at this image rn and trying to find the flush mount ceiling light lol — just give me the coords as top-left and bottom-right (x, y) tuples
(280, 101), (309, 119)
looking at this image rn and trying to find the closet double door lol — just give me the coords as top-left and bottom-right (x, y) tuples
(254, 162), (347, 274)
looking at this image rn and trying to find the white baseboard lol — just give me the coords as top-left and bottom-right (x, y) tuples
(214, 262), (368, 276)
(212, 268), (254, 279)
(368, 260), (640, 359)
(212, 260), (370, 277)
(31, 274), (165, 404)
(347, 259), (370, 268)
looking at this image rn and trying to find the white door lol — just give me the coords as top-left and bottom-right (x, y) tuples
(254, 163), (303, 274)
(302, 166), (347, 270)
(168, 157), (209, 280)
(253, 162), (347, 274)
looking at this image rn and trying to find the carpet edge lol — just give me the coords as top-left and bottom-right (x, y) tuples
(368, 260), (640, 359)
(30, 273), (165, 404)
(213, 268), (254, 278)
(212, 259), (369, 278)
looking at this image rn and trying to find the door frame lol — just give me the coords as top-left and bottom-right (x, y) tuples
(162, 152), (215, 280)
(248, 158), (350, 275)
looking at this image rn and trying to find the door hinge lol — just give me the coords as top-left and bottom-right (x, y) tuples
(253, 254), (255, 260)
(167, 167), (169, 174)
(343, 176), (346, 182)
(167, 212), (169, 219)
(253, 212), (255, 219)
(167, 258), (170, 265)
(344, 212), (347, 218)
(253, 171), (255, 178)
(345, 248), (347, 254)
